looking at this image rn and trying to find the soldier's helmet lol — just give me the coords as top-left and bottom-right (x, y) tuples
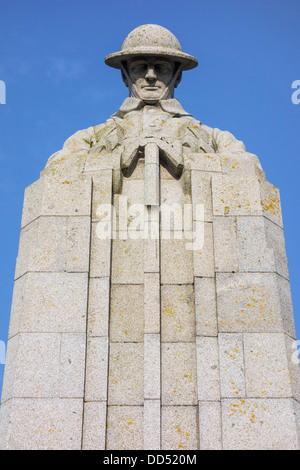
(105, 24), (198, 71)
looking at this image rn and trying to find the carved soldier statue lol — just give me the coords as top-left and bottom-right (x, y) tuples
(47, 24), (262, 181)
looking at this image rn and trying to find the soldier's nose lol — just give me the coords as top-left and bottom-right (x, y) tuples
(145, 66), (157, 80)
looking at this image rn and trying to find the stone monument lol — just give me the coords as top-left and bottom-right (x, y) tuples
(0, 24), (299, 450)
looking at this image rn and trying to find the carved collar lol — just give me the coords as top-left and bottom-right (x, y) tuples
(112, 97), (192, 119)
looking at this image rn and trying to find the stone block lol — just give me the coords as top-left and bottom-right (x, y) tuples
(264, 217), (289, 279)
(191, 170), (213, 222)
(144, 238), (160, 273)
(216, 273), (284, 333)
(260, 179), (283, 227)
(108, 343), (144, 405)
(84, 150), (120, 174)
(90, 222), (112, 278)
(2, 333), (60, 401)
(161, 406), (198, 450)
(161, 239), (193, 284)
(162, 343), (197, 405)
(21, 178), (44, 228)
(15, 217), (66, 279)
(106, 405), (143, 450)
(60, 333), (86, 398)
(194, 277), (217, 336)
(114, 179), (144, 231)
(42, 149), (87, 180)
(193, 222), (214, 277)
(222, 398), (299, 450)
(144, 334), (160, 399)
(42, 174), (92, 216)
(144, 400), (161, 450)
(110, 284), (144, 342)
(219, 152), (264, 177)
(237, 216), (288, 277)
(161, 284), (195, 342)
(199, 401), (222, 450)
(7, 275), (26, 339)
(213, 216), (238, 272)
(82, 401), (107, 450)
(22, 175), (92, 221)
(85, 337), (109, 402)
(144, 273), (160, 334)
(243, 333), (294, 398)
(66, 216), (91, 272)
(212, 174), (262, 216)
(0, 398), (83, 450)
(196, 337), (220, 400)
(13, 272), (88, 334)
(111, 238), (144, 284)
(91, 170), (113, 221)
(218, 333), (245, 398)
(87, 277), (110, 337)
(186, 153), (221, 172)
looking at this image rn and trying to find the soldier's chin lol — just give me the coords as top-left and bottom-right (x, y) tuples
(141, 93), (161, 104)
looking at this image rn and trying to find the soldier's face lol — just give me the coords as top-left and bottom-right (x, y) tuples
(126, 56), (176, 103)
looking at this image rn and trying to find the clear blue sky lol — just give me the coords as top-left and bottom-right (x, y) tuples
(0, 0), (299, 397)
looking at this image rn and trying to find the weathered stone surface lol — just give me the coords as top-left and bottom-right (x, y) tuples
(194, 277), (217, 336)
(237, 216), (288, 277)
(110, 284), (144, 342)
(82, 402), (107, 450)
(66, 216), (91, 272)
(60, 334), (86, 398)
(87, 277), (110, 337)
(243, 333), (295, 398)
(2, 332), (86, 403)
(191, 171), (213, 222)
(9, 272), (88, 335)
(213, 216), (238, 273)
(144, 273), (160, 333)
(0, 398), (83, 450)
(144, 400), (160, 450)
(196, 337), (220, 400)
(161, 284), (195, 342)
(15, 217), (66, 278)
(111, 238), (144, 284)
(21, 175), (92, 227)
(106, 406), (143, 450)
(199, 401), (222, 450)
(161, 239), (193, 284)
(218, 333), (245, 398)
(108, 343), (144, 405)
(144, 334), (160, 399)
(212, 174), (262, 217)
(162, 343), (197, 405)
(161, 406), (198, 450)
(193, 222), (214, 277)
(216, 273), (289, 334)
(222, 398), (299, 450)
(85, 337), (109, 402)
(259, 179), (283, 227)
(90, 222), (112, 278)
(3, 333), (59, 400)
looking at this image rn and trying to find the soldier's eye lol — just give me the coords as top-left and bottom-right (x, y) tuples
(131, 63), (147, 73)
(155, 63), (172, 73)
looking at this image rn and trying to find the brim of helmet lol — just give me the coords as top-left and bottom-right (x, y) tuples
(104, 47), (198, 71)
